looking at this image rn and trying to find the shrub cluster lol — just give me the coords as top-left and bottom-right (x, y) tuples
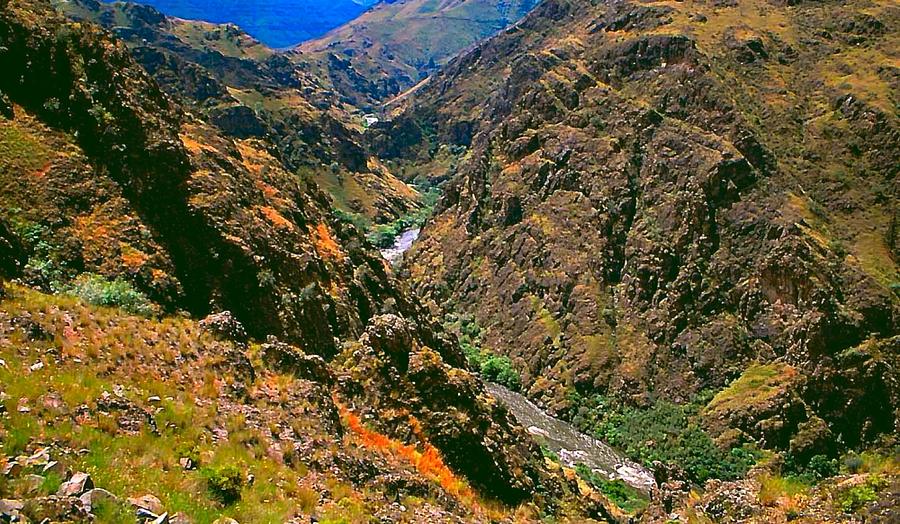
(837, 475), (887, 513)
(574, 464), (648, 513)
(67, 273), (155, 316)
(783, 452), (839, 483)
(566, 391), (759, 484)
(449, 315), (522, 391)
(201, 464), (245, 504)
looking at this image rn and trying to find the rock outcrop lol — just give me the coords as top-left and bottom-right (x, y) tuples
(336, 314), (556, 505)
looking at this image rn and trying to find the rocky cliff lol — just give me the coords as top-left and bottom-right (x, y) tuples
(384, 0), (899, 459)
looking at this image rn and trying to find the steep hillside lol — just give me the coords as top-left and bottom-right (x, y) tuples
(56, 0), (423, 227)
(4, 0), (900, 521)
(296, 0), (541, 105)
(0, 285), (530, 523)
(381, 0), (899, 481)
(0, 2), (594, 521)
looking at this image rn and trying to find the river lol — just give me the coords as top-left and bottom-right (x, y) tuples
(486, 383), (656, 492)
(377, 228), (655, 491)
(380, 227), (420, 264)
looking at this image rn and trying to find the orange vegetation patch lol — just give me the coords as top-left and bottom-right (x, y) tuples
(120, 243), (150, 270)
(74, 213), (112, 243)
(254, 180), (280, 199)
(237, 141), (268, 176)
(310, 223), (345, 261)
(341, 407), (476, 505)
(31, 161), (53, 178)
(179, 133), (207, 155)
(258, 205), (295, 231)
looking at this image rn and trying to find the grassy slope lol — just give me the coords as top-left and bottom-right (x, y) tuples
(0, 285), (548, 523)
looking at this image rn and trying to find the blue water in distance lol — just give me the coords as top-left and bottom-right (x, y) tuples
(105, 0), (375, 48)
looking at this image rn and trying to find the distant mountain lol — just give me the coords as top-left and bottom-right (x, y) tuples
(296, 0), (541, 105)
(101, 0), (376, 47)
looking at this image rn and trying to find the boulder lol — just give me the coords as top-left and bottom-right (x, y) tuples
(19, 474), (45, 495)
(169, 513), (193, 524)
(97, 392), (158, 435)
(79, 488), (118, 512)
(22, 495), (88, 522)
(57, 472), (94, 497)
(0, 499), (24, 521)
(199, 311), (249, 344)
(128, 493), (164, 515)
(24, 448), (50, 468)
(261, 338), (334, 385)
(42, 460), (66, 477)
(358, 314), (417, 373)
(2, 460), (23, 478)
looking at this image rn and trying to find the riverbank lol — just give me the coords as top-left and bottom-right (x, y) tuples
(485, 383), (655, 492)
(380, 227), (420, 264)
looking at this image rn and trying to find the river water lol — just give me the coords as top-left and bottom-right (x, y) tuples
(378, 227), (655, 491)
(486, 383), (656, 492)
(380, 227), (420, 264)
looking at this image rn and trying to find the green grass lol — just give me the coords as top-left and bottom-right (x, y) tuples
(93, 497), (139, 523)
(0, 286), (305, 524)
(836, 475), (887, 513)
(758, 474), (810, 506)
(574, 464), (648, 514)
(0, 121), (51, 176)
(38, 472), (64, 495)
(706, 363), (796, 414)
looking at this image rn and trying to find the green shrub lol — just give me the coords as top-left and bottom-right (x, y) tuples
(446, 316), (523, 391)
(540, 445), (560, 463)
(837, 475), (886, 513)
(566, 391), (758, 484)
(806, 454), (839, 480)
(843, 453), (864, 474)
(784, 452), (840, 483)
(333, 209), (368, 231)
(480, 355), (522, 391)
(68, 273), (154, 316)
(201, 464), (245, 504)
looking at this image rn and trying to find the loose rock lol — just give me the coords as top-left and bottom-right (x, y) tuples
(56, 472), (93, 497)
